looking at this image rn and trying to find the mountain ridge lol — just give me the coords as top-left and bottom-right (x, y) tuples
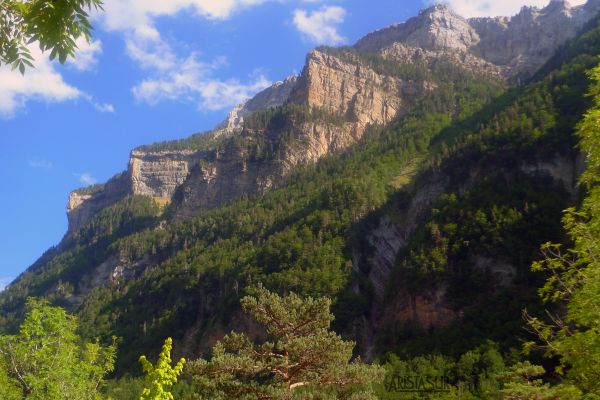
(64, 0), (598, 236)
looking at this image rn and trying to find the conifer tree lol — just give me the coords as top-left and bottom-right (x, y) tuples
(188, 285), (384, 399)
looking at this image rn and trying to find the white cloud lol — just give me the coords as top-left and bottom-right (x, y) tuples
(427, 0), (587, 18)
(98, 1), (275, 111)
(0, 42), (112, 117)
(132, 51), (271, 110)
(67, 38), (103, 71)
(293, 6), (346, 45)
(98, 0), (271, 32)
(28, 159), (53, 169)
(93, 102), (116, 113)
(74, 172), (98, 185)
(0, 46), (82, 118)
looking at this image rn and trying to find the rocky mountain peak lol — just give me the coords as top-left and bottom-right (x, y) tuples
(410, 3), (480, 51)
(355, 3), (479, 52)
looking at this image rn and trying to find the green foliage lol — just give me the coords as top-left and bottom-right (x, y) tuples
(0, 298), (116, 399)
(0, 0), (102, 73)
(397, 174), (566, 293)
(187, 286), (384, 399)
(139, 337), (185, 400)
(378, 342), (507, 399)
(520, 64), (600, 397)
(498, 362), (582, 400)
(136, 131), (224, 152)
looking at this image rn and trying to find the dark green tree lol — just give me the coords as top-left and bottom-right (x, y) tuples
(187, 285), (384, 399)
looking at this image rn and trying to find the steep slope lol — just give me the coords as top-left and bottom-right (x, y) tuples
(2, 4), (600, 375)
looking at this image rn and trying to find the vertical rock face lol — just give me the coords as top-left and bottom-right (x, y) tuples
(290, 49), (430, 128)
(129, 149), (202, 199)
(66, 172), (131, 234)
(66, 192), (93, 233)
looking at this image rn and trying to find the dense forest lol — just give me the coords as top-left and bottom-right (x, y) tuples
(1, 9), (600, 400)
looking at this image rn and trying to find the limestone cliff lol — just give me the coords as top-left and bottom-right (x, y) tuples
(290, 49), (432, 126)
(67, 172), (130, 234)
(128, 149), (204, 200)
(67, 46), (436, 228)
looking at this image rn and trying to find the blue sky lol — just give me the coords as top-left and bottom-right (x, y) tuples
(0, 0), (581, 287)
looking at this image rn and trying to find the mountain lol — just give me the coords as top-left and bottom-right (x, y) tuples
(2, 1), (600, 378)
(63, 1), (598, 235)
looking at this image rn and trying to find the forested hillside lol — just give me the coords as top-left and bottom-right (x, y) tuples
(1, 5), (600, 400)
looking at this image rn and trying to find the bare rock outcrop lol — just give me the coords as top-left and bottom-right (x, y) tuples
(66, 172), (130, 234)
(128, 149), (203, 199)
(356, 1), (600, 80)
(356, 5), (480, 53)
(291, 49), (431, 127)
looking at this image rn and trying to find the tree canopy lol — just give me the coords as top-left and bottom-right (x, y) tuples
(0, 298), (116, 399)
(187, 286), (384, 399)
(0, 0), (102, 73)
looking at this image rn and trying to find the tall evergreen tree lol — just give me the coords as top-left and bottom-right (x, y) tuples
(187, 285), (384, 399)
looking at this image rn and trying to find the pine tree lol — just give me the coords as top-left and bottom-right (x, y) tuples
(187, 285), (384, 399)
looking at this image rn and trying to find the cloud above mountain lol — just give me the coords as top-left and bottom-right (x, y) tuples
(293, 6), (347, 45)
(98, 0), (328, 111)
(428, 0), (586, 17)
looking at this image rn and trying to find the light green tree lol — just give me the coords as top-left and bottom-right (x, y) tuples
(0, 298), (116, 400)
(498, 362), (582, 400)
(187, 285), (384, 399)
(0, 0), (102, 73)
(139, 337), (186, 400)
